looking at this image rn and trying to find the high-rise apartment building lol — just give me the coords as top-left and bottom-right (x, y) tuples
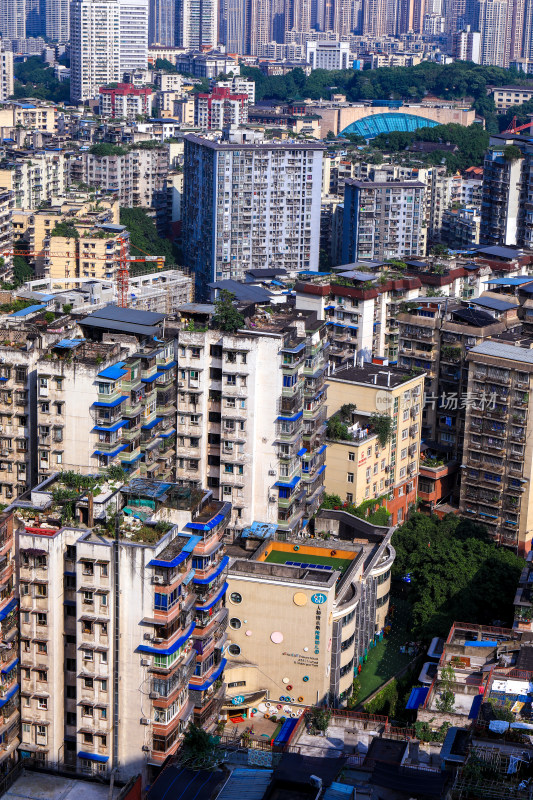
(182, 132), (323, 297)
(176, 0), (217, 49)
(361, 0), (387, 35)
(475, 0), (512, 67)
(14, 475), (230, 780)
(0, 47), (14, 102)
(460, 341), (533, 555)
(194, 87), (248, 130)
(149, 0), (176, 44)
(342, 179), (427, 263)
(480, 132), (532, 248)
(0, 510), (19, 773)
(0, 151), (67, 209)
(45, 0), (70, 41)
(70, 0), (148, 103)
(172, 306), (328, 537)
(35, 333), (176, 483)
(0, 0), (26, 40)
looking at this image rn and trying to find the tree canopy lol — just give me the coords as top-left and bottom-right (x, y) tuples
(392, 513), (524, 639)
(212, 290), (245, 332)
(13, 56), (70, 103)
(371, 123), (490, 171)
(119, 207), (176, 266)
(240, 62), (532, 115)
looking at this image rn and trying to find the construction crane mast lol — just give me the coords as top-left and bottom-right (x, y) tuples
(2, 236), (165, 308)
(503, 115), (533, 135)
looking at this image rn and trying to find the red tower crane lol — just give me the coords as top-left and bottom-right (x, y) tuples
(504, 115), (533, 135)
(2, 238), (164, 308)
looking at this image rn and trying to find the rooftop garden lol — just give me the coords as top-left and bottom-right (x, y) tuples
(321, 493), (391, 527)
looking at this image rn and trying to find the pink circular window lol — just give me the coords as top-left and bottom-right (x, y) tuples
(271, 631), (284, 644)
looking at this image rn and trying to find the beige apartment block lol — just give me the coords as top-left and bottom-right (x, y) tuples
(225, 512), (394, 710)
(325, 364), (425, 526)
(460, 341), (533, 555)
(0, 103), (57, 133)
(0, 151), (67, 210)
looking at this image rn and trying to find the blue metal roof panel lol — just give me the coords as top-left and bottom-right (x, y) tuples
(137, 621), (195, 656)
(189, 658), (227, 692)
(9, 304), (46, 317)
(92, 395), (128, 409)
(193, 556), (228, 585)
(97, 362), (128, 380)
(195, 581), (228, 612)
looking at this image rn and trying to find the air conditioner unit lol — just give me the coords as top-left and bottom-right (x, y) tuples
(140, 658), (151, 666)
(152, 576), (164, 585)
(384, 466), (390, 473)
(140, 717), (150, 725)
(149, 691), (159, 700)
(142, 745), (150, 752)
(269, 496), (277, 503)
(143, 632), (151, 640)
(268, 470), (276, 476)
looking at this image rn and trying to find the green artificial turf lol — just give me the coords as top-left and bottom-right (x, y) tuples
(264, 549), (353, 574)
(357, 596), (416, 704)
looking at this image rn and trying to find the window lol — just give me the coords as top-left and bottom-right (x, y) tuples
(37, 642), (47, 654)
(100, 562), (108, 577)
(228, 644), (241, 655)
(83, 621), (93, 634)
(83, 591), (94, 604)
(37, 670), (47, 682)
(83, 732), (94, 744)
(401, 448), (407, 460)
(348, 452), (355, 461)
(82, 562), (94, 576)
(347, 472), (354, 483)
(83, 705), (93, 717)
(229, 618), (241, 629)
(37, 698), (48, 710)
(100, 707), (107, 719)
(84, 678), (94, 689)
(230, 592), (242, 604)
(402, 428), (408, 440)
(346, 493), (353, 503)
(37, 613), (47, 626)
(83, 650), (93, 661)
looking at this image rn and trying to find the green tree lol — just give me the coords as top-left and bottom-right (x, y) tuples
(309, 707), (332, 734)
(326, 414), (350, 440)
(391, 513), (524, 639)
(503, 144), (524, 161)
(212, 290), (245, 332)
(89, 143), (128, 157)
(119, 207), (176, 266)
(435, 663), (456, 713)
(369, 413), (393, 447)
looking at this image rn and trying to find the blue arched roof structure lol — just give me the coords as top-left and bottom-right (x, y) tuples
(340, 113), (440, 139)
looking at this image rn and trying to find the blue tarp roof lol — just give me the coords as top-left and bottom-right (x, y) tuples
(186, 509), (229, 532)
(195, 581), (228, 612)
(468, 694), (483, 719)
(142, 372), (164, 383)
(189, 658), (227, 692)
(158, 360), (177, 370)
(470, 297), (517, 312)
(148, 535), (201, 568)
(78, 751), (109, 763)
(92, 443), (128, 458)
(92, 420), (128, 433)
(54, 338), (85, 349)
(98, 362), (128, 380)
(0, 683), (18, 708)
(137, 621), (195, 656)
(277, 411), (302, 422)
(406, 686), (429, 710)
(92, 395), (128, 409)
(1, 657), (18, 674)
(141, 417), (162, 431)
(0, 598), (17, 621)
(9, 304), (46, 317)
(193, 556), (228, 585)
(275, 476), (301, 490)
(242, 521), (277, 539)
(486, 277), (533, 286)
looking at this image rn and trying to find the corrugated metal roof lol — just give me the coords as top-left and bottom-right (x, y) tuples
(209, 280), (273, 303)
(486, 277), (533, 286)
(470, 341), (533, 364)
(476, 245), (522, 259)
(87, 304), (165, 325)
(79, 317), (161, 336)
(215, 768), (273, 800)
(470, 296), (517, 312)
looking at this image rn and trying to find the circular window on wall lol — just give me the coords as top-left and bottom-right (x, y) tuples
(228, 644), (241, 656)
(230, 618), (242, 630)
(230, 592), (242, 604)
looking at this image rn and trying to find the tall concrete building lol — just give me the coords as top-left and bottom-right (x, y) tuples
(460, 340), (533, 555)
(176, 0), (218, 49)
(70, 0), (148, 103)
(173, 305), (328, 537)
(480, 132), (532, 248)
(342, 179), (427, 263)
(475, 0), (512, 67)
(361, 0), (387, 35)
(182, 132), (323, 298)
(14, 475), (230, 780)
(0, 510), (19, 772)
(0, 0), (26, 40)
(149, 0), (176, 44)
(0, 47), (14, 102)
(45, 0), (70, 41)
